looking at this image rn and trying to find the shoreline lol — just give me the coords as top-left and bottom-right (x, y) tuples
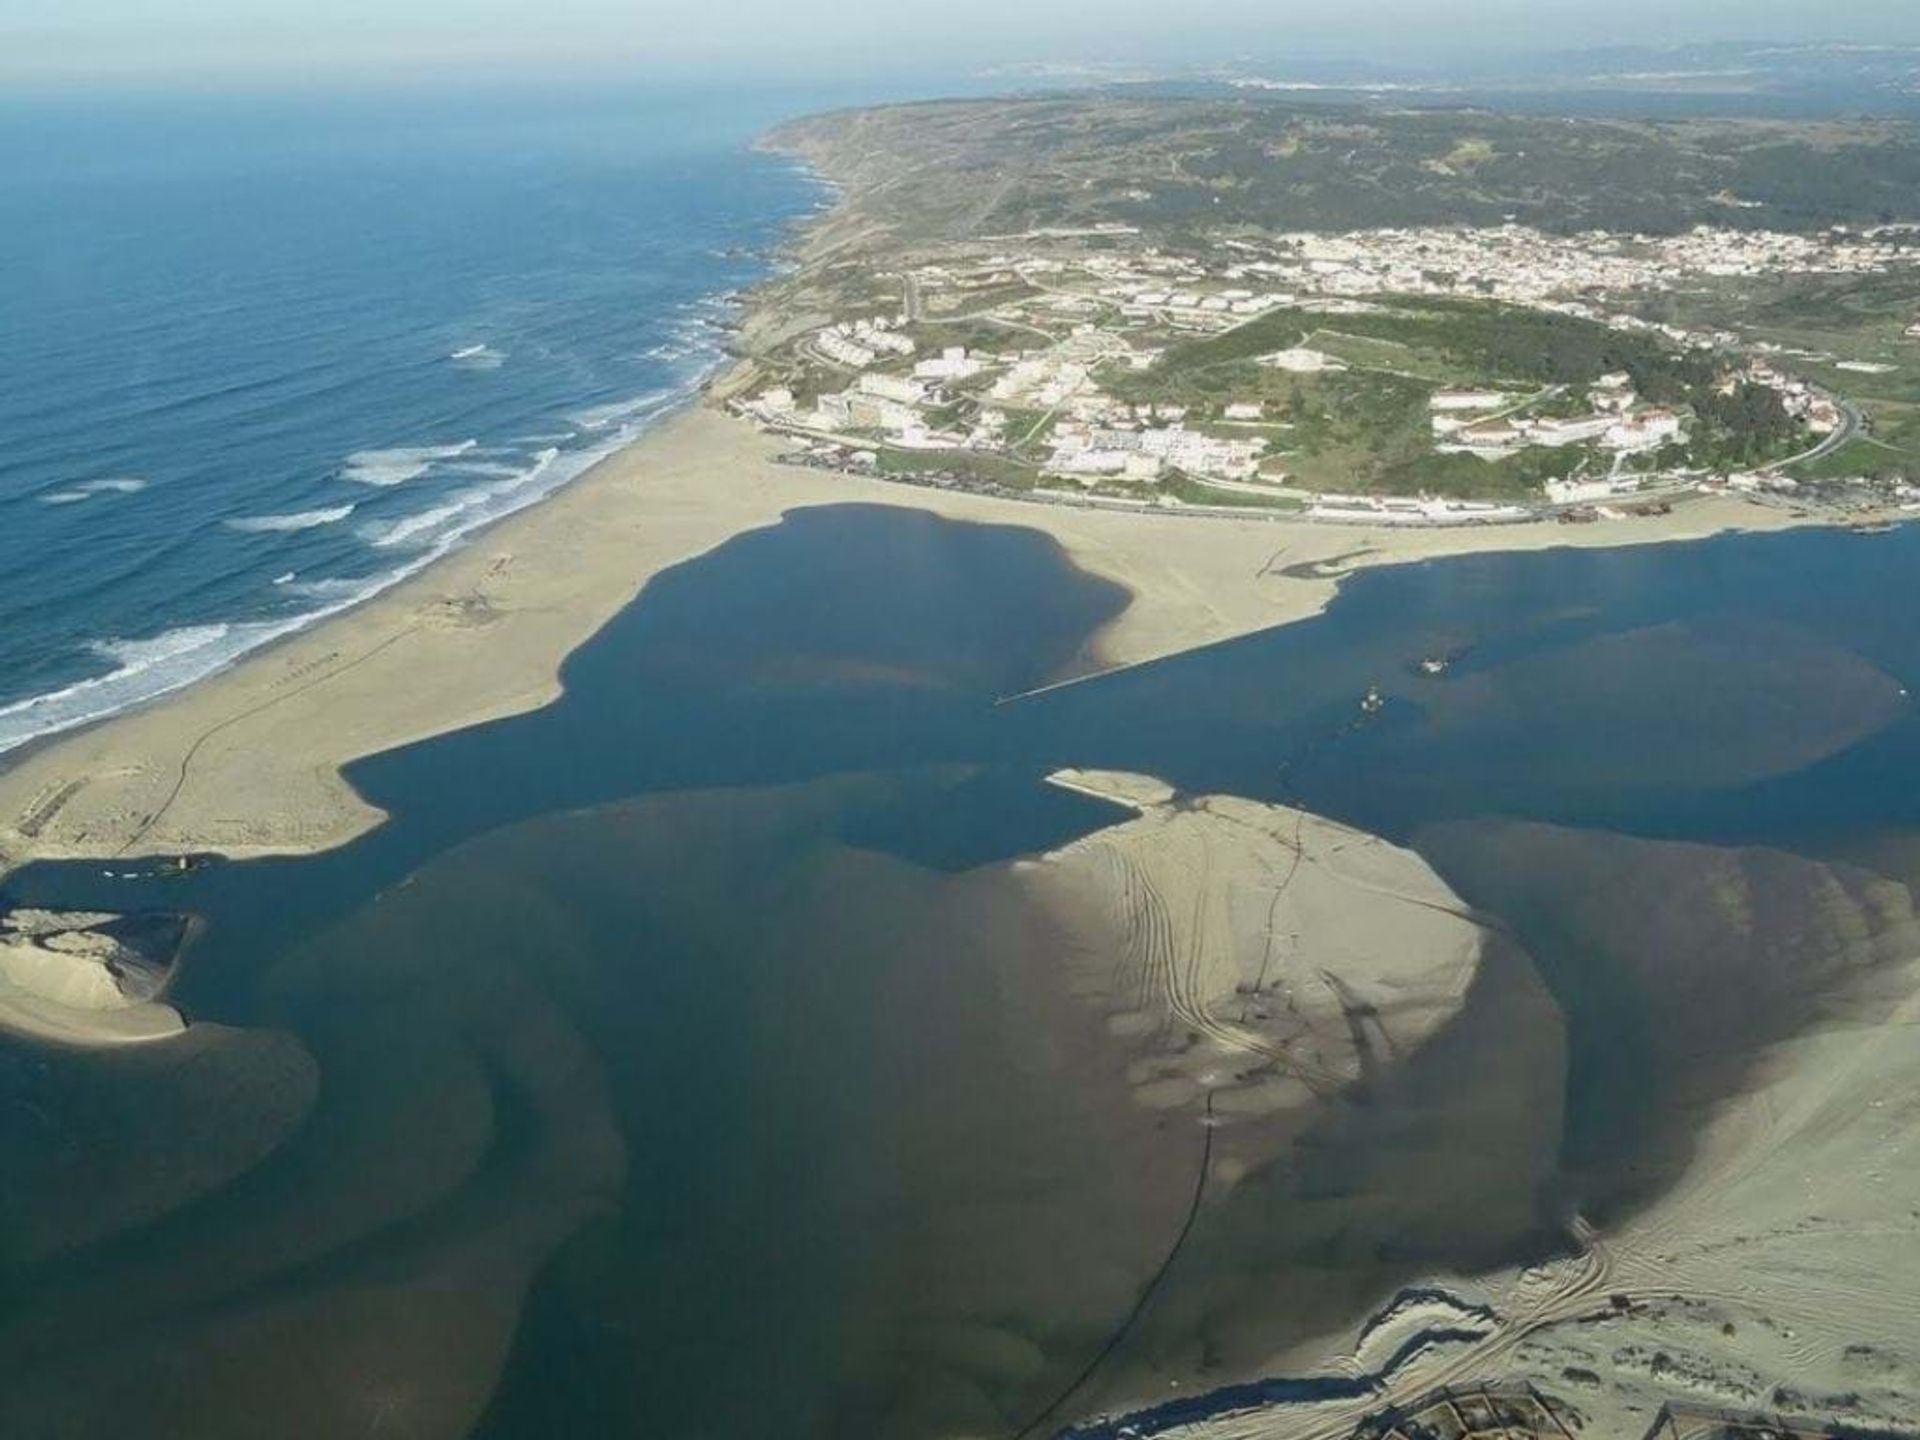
(0, 397), (1819, 876)
(0, 118), (1855, 878)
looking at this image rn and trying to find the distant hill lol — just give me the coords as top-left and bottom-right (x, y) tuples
(768, 95), (1920, 243)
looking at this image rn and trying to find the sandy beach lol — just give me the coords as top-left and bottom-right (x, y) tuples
(0, 400), (1810, 876)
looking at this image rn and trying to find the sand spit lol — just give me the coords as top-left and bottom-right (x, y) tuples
(0, 404), (1811, 877)
(1441, 824), (1920, 1438)
(0, 907), (183, 1046)
(1164, 822), (1920, 1440)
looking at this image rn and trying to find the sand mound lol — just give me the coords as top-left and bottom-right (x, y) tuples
(0, 908), (183, 1046)
(1024, 769), (1489, 1130)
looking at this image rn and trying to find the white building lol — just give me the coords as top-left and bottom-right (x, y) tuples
(1529, 416), (1616, 447)
(1546, 476), (1642, 506)
(812, 392), (855, 429)
(862, 328), (916, 357)
(856, 373), (931, 406)
(1430, 391), (1511, 412)
(818, 333), (876, 368)
(1260, 347), (1345, 373)
(914, 347), (983, 382)
(1602, 409), (1683, 451)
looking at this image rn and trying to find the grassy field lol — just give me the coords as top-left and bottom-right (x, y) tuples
(1087, 297), (1682, 496)
(874, 446), (1040, 491)
(1634, 272), (1920, 481)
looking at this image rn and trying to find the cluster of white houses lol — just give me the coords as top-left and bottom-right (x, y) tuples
(742, 217), (1892, 516)
(1739, 360), (1845, 434)
(1044, 419), (1270, 483)
(811, 316), (918, 369)
(1428, 376), (1685, 459)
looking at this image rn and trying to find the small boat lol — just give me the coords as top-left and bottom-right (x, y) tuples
(1360, 685), (1385, 716)
(1417, 655), (1449, 676)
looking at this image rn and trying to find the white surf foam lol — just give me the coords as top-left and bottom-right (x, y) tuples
(39, 477), (148, 506)
(90, 626), (232, 673)
(567, 390), (675, 433)
(442, 459), (530, 479)
(0, 368), (715, 757)
(0, 583), (389, 757)
(341, 440), (478, 486)
(0, 623), (243, 755)
(226, 504), (356, 533)
(369, 448), (560, 550)
(449, 344), (507, 370)
(281, 574), (390, 603)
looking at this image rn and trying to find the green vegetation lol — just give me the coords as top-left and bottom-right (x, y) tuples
(752, 100), (1917, 506)
(1618, 271), (1920, 479)
(1156, 473), (1301, 510)
(771, 98), (1920, 244)
(874, 447), (1037, 491)
(998, 407), (1061, 451)
(1150, 297), (1691, 391)
(1103, 295), (1808, 489)
(1791, 437), (1911, 483)
(1386, 448), (1586, 502)
(912, 317), (1030, 354)
(1691, 382), (1799, 469)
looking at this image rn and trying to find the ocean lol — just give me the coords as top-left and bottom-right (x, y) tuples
(0, 84), (826, 754)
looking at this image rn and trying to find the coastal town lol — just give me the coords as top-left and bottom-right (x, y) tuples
(734, 219), (1920, 527)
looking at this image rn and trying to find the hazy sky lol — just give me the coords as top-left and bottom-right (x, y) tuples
(7, 0), (1920, 88)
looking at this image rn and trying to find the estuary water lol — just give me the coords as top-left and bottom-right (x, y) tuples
(2, 507), (1918, 1438)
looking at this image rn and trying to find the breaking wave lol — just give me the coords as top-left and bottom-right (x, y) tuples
(0, 623), (244, 755)
(449, 343), (508, 370)
(4, 301), (735, 757)
(342, 440), (479, 486)
(39, 477), (148, 506)
(226, 504), (356, 533)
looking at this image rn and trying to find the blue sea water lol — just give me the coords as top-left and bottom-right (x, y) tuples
(0, 85), (828, 753)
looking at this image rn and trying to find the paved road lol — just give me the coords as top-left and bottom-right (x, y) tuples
(1765, 394), (1864, 474)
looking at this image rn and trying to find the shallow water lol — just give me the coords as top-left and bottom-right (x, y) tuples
(3, 508), (1919, 1437)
